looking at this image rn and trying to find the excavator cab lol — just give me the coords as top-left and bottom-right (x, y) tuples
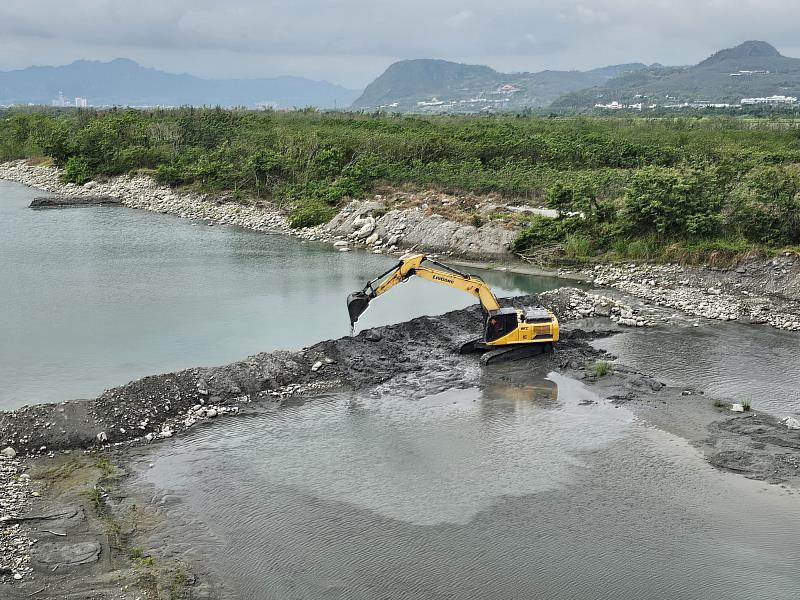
(485, 308), (520, 342)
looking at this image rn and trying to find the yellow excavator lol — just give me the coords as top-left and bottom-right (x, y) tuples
(347, 254), (559, 364)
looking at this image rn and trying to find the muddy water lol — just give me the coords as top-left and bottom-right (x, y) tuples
(0, 180), (568, 409)
(141, 367), (800, 600)
(594, 321), (800, 415)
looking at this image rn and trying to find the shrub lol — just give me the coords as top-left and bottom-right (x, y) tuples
(729, 165), (800, 245)
(562, 233), (592, 258)
(512, 215), (583, 253)
(62, 156), (92, 184)
(592, 360), (613, 377)
(288, 200), (336, 228)
(622, 165), (725, 238)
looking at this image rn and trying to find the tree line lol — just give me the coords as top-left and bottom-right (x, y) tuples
(1, 107), (798, 258)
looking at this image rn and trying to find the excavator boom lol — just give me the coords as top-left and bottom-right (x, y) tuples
(347, 254), (500, 325)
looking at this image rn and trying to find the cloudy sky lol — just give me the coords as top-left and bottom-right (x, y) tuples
(1, 0), (799, 88)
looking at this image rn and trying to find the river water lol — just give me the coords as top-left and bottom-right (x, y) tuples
(0, 180), (566, 410)
(141, 367), (800, 600)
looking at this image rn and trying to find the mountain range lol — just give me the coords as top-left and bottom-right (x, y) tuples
(354, 41), (800, 112)
(2, 41), (798, 112)
(0, 58), (360, 109)
(351, 59), (650, 112)
(552, 41), (800, 108)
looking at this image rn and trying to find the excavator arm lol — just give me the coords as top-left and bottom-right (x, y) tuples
(347, 254), (500, 325)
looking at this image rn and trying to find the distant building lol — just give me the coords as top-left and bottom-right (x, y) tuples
(496, 84), (520, 94)
(75, 97), (88, 108)
(595, 101), (625, 110)
(730, 70), (770, 77)
(740, 95), (798, 105)
(51, 91), (67, 107)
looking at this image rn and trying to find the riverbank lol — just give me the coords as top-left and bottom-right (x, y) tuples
(0, 160), (518, 261)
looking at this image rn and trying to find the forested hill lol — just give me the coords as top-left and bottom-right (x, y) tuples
(0, 59), (361, 109)
(552, 41), (800, 107)
(350, 59), (648, 112)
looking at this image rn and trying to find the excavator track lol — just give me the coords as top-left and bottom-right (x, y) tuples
(479, 343), (553, 366)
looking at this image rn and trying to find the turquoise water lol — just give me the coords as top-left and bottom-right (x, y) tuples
(0, 180), (567, 409)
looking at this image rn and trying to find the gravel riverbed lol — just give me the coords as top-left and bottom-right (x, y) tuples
(565, 260), (800, 332)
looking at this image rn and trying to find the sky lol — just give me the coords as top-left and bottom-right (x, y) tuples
(1, 0), (800, 89)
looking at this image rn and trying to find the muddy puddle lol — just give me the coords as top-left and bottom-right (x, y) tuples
(594, 320), (800, 415)
(136, 366), (800, 599)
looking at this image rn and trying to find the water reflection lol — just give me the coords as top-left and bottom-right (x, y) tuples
(138, 373), (799, 600)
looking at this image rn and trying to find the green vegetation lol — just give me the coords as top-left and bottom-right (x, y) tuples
(591, 360), (613, 377)
(93, 455), (115, 476)
(1, 107), (800, 258)
(741, 398), (752, 411)
(713, 399), (730, 409)
(170, 567), (188, 599)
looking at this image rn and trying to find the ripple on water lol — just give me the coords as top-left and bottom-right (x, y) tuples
(593, 321), (800, 415)
(140, 371), (800, 600)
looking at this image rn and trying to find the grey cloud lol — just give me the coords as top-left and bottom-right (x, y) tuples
(1, 0), (799, 87)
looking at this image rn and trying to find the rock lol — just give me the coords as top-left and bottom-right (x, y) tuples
(333, 240), (349, 247)
(33, 541), (101, 567)
(781, 417), (800, 430)
(730, 404), (745, 412)
(366, 330), (382, 342)
(354, 219), (376, 239)
(206, 409), (218, 418)
(197, 378), (209, 395)
(29, 195), (120, 208)
(365, 233), (380, 245)
(1, 446), (16, 459)
(338, 247), (351, 252)
(311, 361), (323, 372)
(96, 432), (108, 443)
(594, 304), (612, 317)
(83, 181), (97, 189)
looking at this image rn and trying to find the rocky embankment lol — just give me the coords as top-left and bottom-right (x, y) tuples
(0, 452), (33, 584)
(296, 196), (518, 260)
(0, 160), (290, 233)
(0, 161), (520, 260)
(569, 257), (800, 332)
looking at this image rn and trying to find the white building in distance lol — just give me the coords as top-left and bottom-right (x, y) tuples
(741, 95), (798, 105)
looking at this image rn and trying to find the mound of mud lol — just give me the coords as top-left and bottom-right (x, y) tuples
(0, 290), (602, 454)
(30, 196), (122, 208)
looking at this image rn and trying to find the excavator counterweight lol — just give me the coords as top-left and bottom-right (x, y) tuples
(346, 254), (559, 364)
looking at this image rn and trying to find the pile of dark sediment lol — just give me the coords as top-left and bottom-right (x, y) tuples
(0, 291), (603, 454)
(29, 196), (121, 208)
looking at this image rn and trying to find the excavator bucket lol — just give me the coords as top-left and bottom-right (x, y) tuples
(347, 291), (372, 325)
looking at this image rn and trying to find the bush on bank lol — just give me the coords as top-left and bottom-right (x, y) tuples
(1, 107), (799, 258)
